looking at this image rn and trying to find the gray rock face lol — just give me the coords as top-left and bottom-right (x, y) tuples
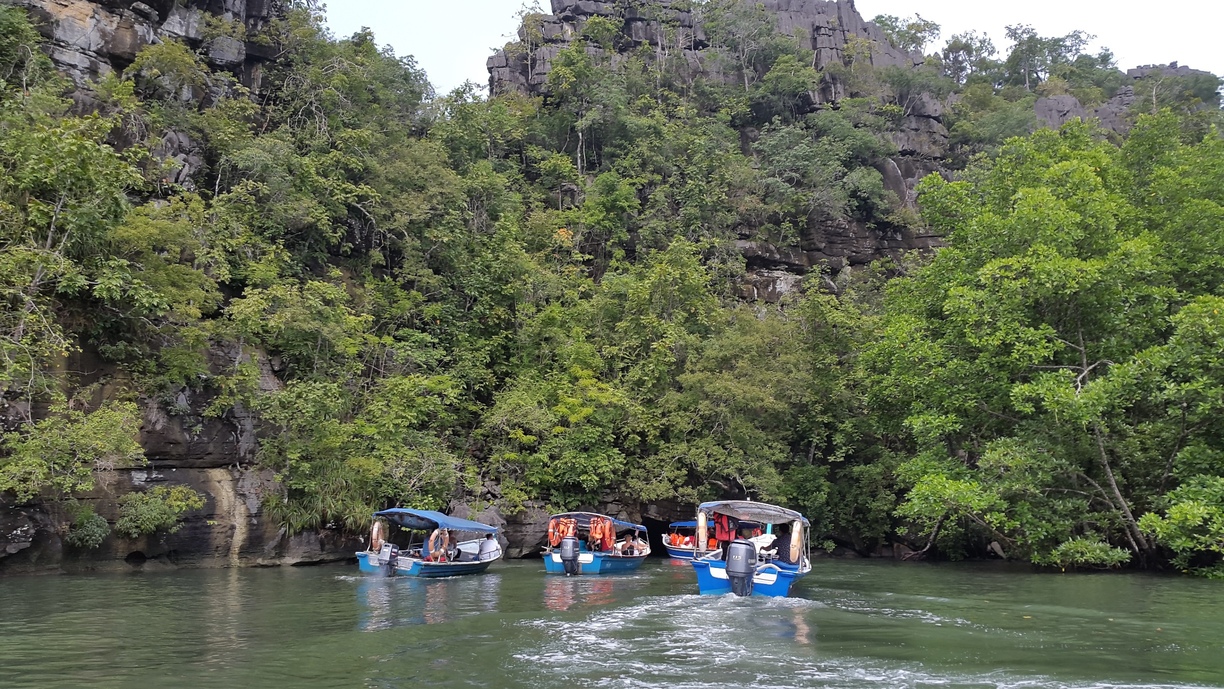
(1034, 94), (1088, 129)
(1033, 63), (1216, 136)
(489, 0), (946, 301)
(2, 0), (280, 90)
(0, 340), (358, 576)
(489, 0), (922, 100)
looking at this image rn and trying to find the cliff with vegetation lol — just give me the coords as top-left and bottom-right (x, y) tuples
(1, 0), (1223, 576)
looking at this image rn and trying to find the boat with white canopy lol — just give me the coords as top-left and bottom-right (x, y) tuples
(689, 500), (811, 597)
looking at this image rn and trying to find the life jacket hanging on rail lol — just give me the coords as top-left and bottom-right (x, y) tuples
(585, 517), (599, 551)
(547, 517), (577, 547)
(713, 513), (738, 542)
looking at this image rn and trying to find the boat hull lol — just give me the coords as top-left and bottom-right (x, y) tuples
(665, 545), (699, 560)
(543, 550), (647, 574)
(690, 558), (805, 597)
(356, 551), (496, 578)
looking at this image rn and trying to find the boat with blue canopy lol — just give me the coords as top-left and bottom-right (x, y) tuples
(665, 518), (759, 559)
(543, 512), (650, 575)
(689, 500), (811, 597)
(664, 520), (701, 559)
(356, 508), (503, 577)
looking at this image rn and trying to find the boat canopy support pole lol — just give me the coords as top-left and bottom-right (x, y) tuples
(697, 512), (708, 551)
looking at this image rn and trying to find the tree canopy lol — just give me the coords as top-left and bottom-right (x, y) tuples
(0, 3), (1223, 573)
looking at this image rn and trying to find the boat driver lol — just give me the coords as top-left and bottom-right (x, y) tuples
(478, 533), (500, 561)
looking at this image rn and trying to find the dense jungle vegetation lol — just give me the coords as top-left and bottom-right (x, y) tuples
(1, 1), (1223, 574)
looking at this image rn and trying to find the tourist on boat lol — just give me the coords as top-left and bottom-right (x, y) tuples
(619, 533), (637, 556)
(478, 533), (500, 561)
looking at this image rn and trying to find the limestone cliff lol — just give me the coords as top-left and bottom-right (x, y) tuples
(489, 0), (924, 98)
(0, 0), (280, 90)
(0, 343), (363, 575)
(1034, 63), (1220, 135)
(489, 0), (946, 299)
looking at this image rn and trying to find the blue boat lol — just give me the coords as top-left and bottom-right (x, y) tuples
(356, 508), (502, 577)
(665, 518), (759, 559)
(689, 501), (811, 598)
(664, 520), (701, 559)
(542, 512), (649, 575)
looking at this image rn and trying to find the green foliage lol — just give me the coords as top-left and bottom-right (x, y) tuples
(1035, 537), (1131, 570)
(940, 31), (998, 85)
(1140, 477), (1224, 575)
(872, 14), (941, 54)
(0, 403), (144, 502)
(64, 503), (110, 549)
(0, 6), (51, 89)
(256, 375), (465, 532)
(869, 114), (1224, 565)
(1002, 25), (1092, 91)
(3, 1), (1223, 577)
(114, 485), (206, 539)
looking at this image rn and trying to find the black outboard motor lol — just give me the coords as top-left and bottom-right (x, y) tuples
(725, 539), (757, 597)
(560, 536), (581, 575)
(385, 544), (400, 575)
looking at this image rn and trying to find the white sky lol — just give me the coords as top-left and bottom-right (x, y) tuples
(323, 1), (1224, 96)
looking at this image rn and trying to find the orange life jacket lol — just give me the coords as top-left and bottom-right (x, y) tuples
(589, 519), (605, 551)
(548, 517), (577, 547)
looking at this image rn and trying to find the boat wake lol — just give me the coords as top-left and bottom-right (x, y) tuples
(511, 594), (1210, 689)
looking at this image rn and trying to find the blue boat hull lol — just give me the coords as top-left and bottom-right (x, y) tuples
(665, 545), (698, 560)
(356, 551), (495, 578)
(691, 558), (805, 597)
(543, 550), (647, 574)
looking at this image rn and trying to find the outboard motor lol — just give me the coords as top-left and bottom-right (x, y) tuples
(725, 539), (757, 597)
(560, 536), (581, 575)
(385, 544), (400, 575)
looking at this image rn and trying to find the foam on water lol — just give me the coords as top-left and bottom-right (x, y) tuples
(511, 593), (1212, 689)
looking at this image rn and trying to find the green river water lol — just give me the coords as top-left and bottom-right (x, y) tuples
(1, 558), (1221, 688)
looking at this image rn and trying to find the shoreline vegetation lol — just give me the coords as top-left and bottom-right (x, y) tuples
(1, 1), (1222, 577)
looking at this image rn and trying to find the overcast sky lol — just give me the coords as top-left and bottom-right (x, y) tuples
(324, 1), (1224, 96)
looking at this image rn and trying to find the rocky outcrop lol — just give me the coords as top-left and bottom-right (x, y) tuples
(1034, 63), (1216, 136)
(489, 0), (924, 99)
(489, 0), (948, 301)
(2, 0), (281, 90)
(0, 341), (365, 575)
(0, 464), (362, 575)
(1034, 93), (1088, 130)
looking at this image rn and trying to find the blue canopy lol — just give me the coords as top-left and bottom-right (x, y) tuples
(698, 500), (810, 527)
(550, 512), (646, 533)
(374, 508), (499, 534)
